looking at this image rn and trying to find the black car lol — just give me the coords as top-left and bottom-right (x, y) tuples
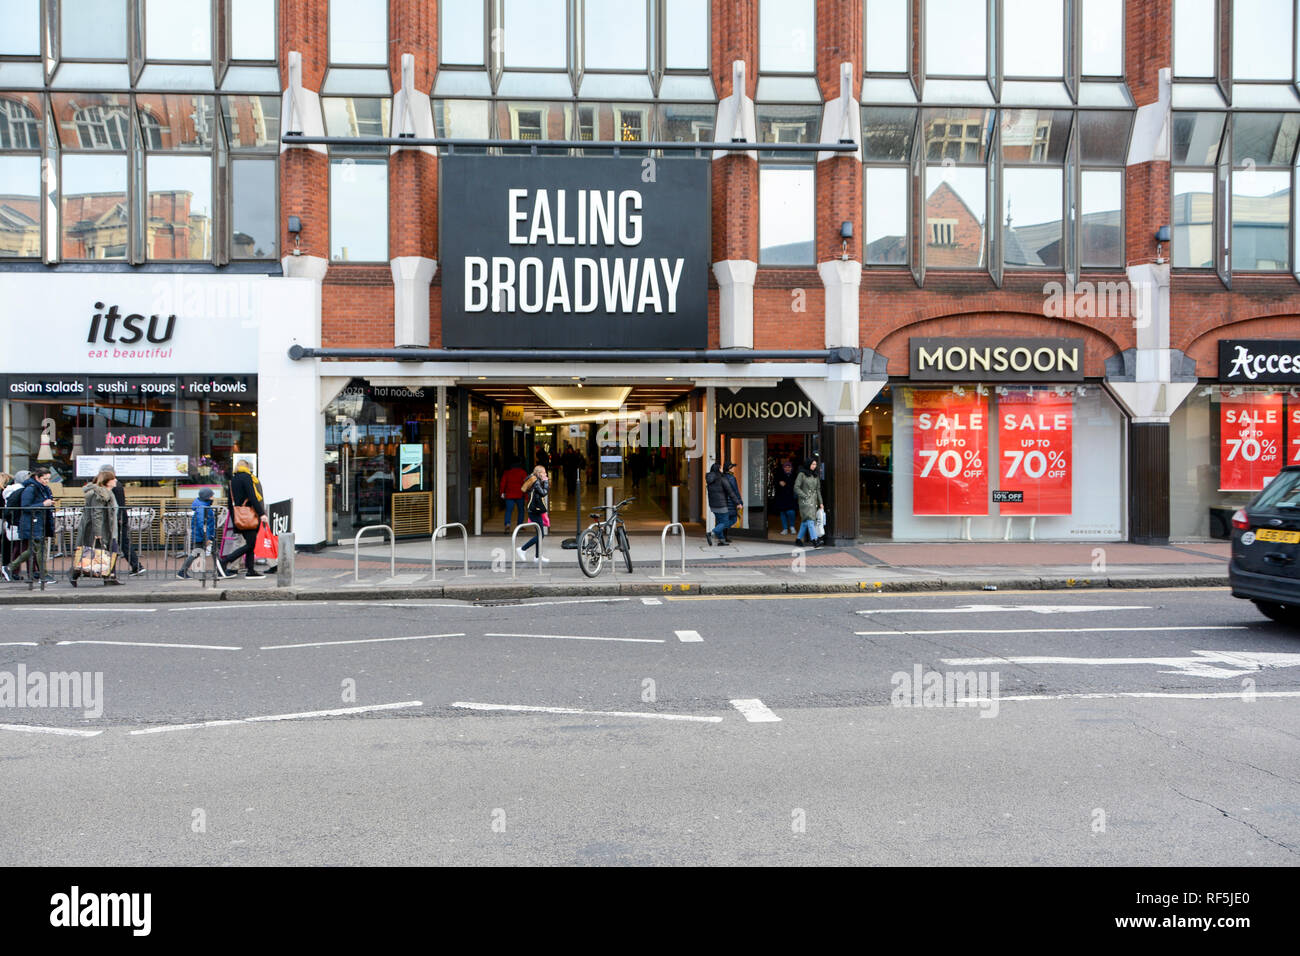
(1229, 465), (1300, 625)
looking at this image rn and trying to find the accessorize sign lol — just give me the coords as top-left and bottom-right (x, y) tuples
(911, 390), (989, 516)
(1219, 340), (1300, 384)
(910, 337), (1085, 382)
(996, 391), (1072, 515)
(440, 155), (709, 348)
(715, 382), (819, 434)
(1219, 392), (1284, 492)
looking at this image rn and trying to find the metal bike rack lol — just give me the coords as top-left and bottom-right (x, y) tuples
(353, 524), (396, 583)
(510, 522), (543, 579)
(430, 522), (470, 580)
(660, 523), (686, 577)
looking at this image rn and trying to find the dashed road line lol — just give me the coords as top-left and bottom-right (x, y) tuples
(483, 632), (664, 644)
(641, 597), (663, 605)
(729, 698), (781, 722)
(856, 626), (1248, 636)
(55, 640), (241, 650)
(961, 691), (1300, 703)
(260, 633), (465, 650)
(675, 630), (703, 643)
(127, 700), (424, 736)
(451, 701), (722, 723)
(0, 723), (103, 738)
(856, 604), (1152, 615)
(5, 607), (157, 613)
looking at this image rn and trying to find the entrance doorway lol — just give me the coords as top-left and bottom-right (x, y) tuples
(718, 431), (814, 539)
(859, 388), (894, 539)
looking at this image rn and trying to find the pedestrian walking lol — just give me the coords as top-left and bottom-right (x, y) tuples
(104, 466), (145, 576)
(176, 488), (223, 579)
(2, 467), (56, 584)
(772, 459), (798, 534)
(499, 458), (528, 533)
(0, 472), (14, 569)
(220, 460), (267, 577)
(515, 465), (551, 565)
(794, 458), (824, 547)
(71, 469), (122, 587)
(705, 461), (742, 546)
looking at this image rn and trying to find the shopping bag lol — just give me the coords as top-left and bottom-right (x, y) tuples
(254, 518), (278, 560)
(814, 506), (826, 538)
(73, 539), (118, 579)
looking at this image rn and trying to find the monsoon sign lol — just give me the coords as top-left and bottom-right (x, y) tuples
(440, 155), (709, 349)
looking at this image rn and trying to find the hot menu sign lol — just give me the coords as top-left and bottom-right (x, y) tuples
(1220, 392), (1284, 491)
(996, 391), (1073, 515)
(911, 390), (989, 515)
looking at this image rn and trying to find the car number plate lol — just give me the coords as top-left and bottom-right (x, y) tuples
(1254, 528), (1300, 543)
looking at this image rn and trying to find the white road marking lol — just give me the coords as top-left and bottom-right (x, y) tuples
(483, 632), (664, 644)
(729, 698), (782, 722)
(857, 626), (1246, 636)
(451, 701), (722, 723)
(675, 629), (703, 643)
(0, 642), (39, 647)
(641, 597), (663, 605)
(55, 640), (241, 650)
(4, 607), (156, 613)
(510, 598), (631, 608)
(942, 649), (1300, 679)
(0, 723), (103, 738)
(857, 604), (1152, 615)
(960, 691), (1300, 703)
(260, 633), (465, 650)
(128, 700), (424, 736)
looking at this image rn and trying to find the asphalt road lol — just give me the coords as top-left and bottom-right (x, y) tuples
(1, 588), (1297, 865)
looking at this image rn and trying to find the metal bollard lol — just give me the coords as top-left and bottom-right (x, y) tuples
(276, 533), (295, 587)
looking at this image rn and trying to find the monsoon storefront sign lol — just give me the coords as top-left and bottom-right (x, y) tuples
(439, 155), (710, 349)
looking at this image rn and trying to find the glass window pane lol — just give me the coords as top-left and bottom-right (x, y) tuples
(586, 0), (646, 71)
(136, 95), (215, 150)
(0, 0), (40, 56)
(1233, 0), (1293, 81)
(221, 95), (280, 149)
(923, 108), (991, 163)
(756, 104), (820, 160)
(52, 93), (131, 150)
(231, 158), (275, 258)
(0, 155), (41, 257)
(433, 98), (492, 146)
(759, 165), (814, 265)
(1001, 108), (1071, 163)
(1080, 169), (1123, 266)
(441, 0), (485, 66)
(330, 0), (388, 65)
(62, 0), (127, 59)
(323, 98), (391, 137)
(146, 154), (212, 260)
(230, 0), (276, 60)
(61, 154), (128, 260)
(504, 0), (566, 69)
(1173, 169), (1214, 267)
(925, 0), (986, 77)
(330, 157), (388, 261)
(760, 0), (815, 73)
(665, 0), (708, 70)
(1232, 113), (1300, 166)
(1079, 110), (1131, 163)
(1004, 167), (1063, 267)
(1004, 0), (1063, 78)
(1171, 111), (1225, 165)
(658, 102), (714, 141)
(146, 0), (211, 61)
(0, 93), (43, 149)
(1232, 169), (1291, 270)
(924, 166), (985, 267)
(1081, 0), (1123, 76)
(865, 0), (908, 73)
(1173, 0), (1214, 78)
(865, 166), (908, 263)
(577, 102), (651, 142)
(862, 107), (916, 161)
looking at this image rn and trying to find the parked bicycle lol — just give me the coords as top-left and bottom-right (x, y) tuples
(577, 497), (635, 577)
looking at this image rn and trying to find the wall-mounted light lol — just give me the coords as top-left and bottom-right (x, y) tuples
(1154, 224), (1170, 264)
(840, 221), (853, 261)
(288, 215), (303, 257)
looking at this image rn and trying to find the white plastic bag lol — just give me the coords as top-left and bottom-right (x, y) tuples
(814, 506), (826, 538)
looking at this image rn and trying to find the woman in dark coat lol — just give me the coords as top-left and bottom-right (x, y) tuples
(221, 460), (267, 577)
(772, 458), (798, 534)
(3, 467), (55, 583)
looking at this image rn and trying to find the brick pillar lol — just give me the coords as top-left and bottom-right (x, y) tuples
(279, 1), (329, 264)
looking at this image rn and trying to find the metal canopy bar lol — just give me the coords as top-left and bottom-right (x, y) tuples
(281, 134), (858, 153)
(288, 345), (860, 364)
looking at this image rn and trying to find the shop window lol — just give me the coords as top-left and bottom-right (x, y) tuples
(865, 0), (909, 74)
(329, 0), (388, 66)
(329, 156), (388, 262)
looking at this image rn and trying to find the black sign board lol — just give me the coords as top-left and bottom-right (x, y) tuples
(2, 375), (91, 399)
(1, 374), (257, 401)
(992, 490), (1024, 503)
(79, 425), (192, 457)
(910, 338), (1085, 382)
(181, 375), (258, 400)
(1219, 340), (1300, 384)
(268, 498), (293, 537)
(716, 381), (820, 434)
(440, 155), (710, 348)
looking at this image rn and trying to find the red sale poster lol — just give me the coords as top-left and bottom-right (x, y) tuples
(1291, 403), (1300, 465)
(911, 390), (989, 515)
(1219, 392), (1284, 491)
(997, 391), (1073, 515)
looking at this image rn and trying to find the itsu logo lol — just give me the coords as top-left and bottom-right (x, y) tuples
(87, 302), (176, 345)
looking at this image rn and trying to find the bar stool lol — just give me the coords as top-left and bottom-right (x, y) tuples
(161, 510), (191, 571)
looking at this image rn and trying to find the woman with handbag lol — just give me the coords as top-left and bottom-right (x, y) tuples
(72, 469), (122, 586)
(220, 460), (267, 578)
(514, 465), (551, 565)
(793, 458), (824, 548)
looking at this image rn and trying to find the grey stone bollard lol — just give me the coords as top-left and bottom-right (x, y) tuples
(276, 533), (295, 587)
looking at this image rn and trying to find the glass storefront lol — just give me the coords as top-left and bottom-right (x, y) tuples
(859, 388), (895, 538)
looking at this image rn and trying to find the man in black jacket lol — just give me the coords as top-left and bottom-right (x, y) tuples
(705, 461), (743, 546)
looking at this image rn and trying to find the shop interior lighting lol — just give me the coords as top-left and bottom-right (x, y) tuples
(530, 385), (631, 411)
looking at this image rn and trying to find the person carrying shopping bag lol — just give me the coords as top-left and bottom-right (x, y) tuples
(794, 458), (824, 548)
(71, 469), (123, 587)
(515, 465), (551, 565)
(220, 460), (267, 577)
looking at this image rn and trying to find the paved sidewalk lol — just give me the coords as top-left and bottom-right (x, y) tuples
(0, 532), (1231, 604)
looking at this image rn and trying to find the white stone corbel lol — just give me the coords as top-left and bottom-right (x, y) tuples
(818, 62), (862, 162)
(818, 259), (862, 349)
(795, 367), (881, 424)
(1126, 67), (1171, 166)
(712, 260), (757, 349)
(713, 60), (757, 161)
(391, 255), (438, 348)
(391, 53), (437, 157)
(281, 51), (326, 155)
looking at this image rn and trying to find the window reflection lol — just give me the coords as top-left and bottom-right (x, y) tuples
(760, 0), (815, 73)
(1003, 167), (1063, 267)
(146, 154), (212, 260)
(136, 95), (215, 150)
(1003, 0), (1063, 78)
(1172, 112), (1225, 165)
(1233, 0), (1293, 81)
(61, 154), (128, 260)
(62, 0), (127, 59)
(865, 167), (908, 264)
(230, 0), (276, 60)
(1232, 113), (1300, 166)
(586, 0), (647, 72)
(330, 157), (388, 261)
(925, 0), (986, 77)
(759, 165), (815, 265)
(865, 0), (909, 73)
(1232, 170), (1291, 271)
(0, 94), (42, 149)
(0, 0), (40, 56)
(924, 167), (985, 268)
(329, 0), (388, 65)
(659, 103), (714, 142)
(221, 95), (280, 149)
(1000, 109), (1070, 163)
(757, 105), (820, 160)
(0, 155), (41, 257)
(862, 107), (915, 161)
(1173, 170), (1214, 268)
(504, 0), (567, 69)
(145, 0), (211, 61)
(1079, 111), (1132, 164)
(323, 98), (391, 138)
(1080, 169), (1123, 266)
(924, 109), (991, 163)
(231, 159), (275, 258)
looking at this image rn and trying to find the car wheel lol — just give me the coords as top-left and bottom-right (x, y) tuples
(1252, 601), (1300, 627)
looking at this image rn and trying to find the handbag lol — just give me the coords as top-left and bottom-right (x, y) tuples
(232, 503), (259, 531)
(73, 537), (118, 579)
(254, 518), (279, 560)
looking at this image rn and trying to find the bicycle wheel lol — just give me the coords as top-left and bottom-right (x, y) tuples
(616, 525), (632, 573)
(578, 527), (605, 578)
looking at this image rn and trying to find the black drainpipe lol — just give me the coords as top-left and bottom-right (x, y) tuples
(288, 346), (861, 364)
